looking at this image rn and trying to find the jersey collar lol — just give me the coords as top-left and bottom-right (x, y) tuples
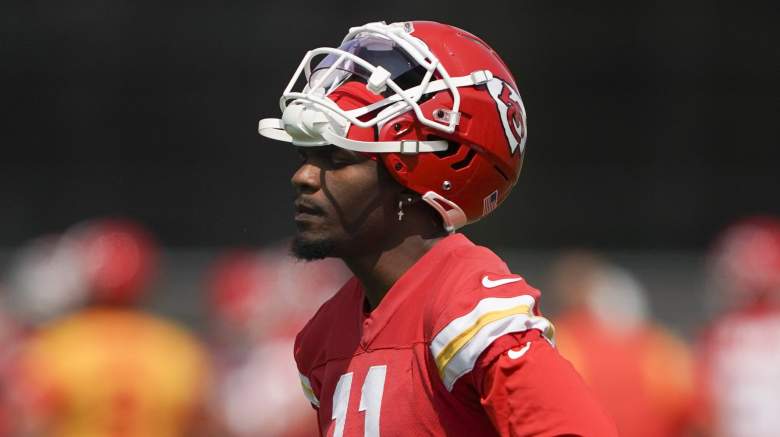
(357, 233), (474, 348)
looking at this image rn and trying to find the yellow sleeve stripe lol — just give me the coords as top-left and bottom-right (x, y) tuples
(430, 295), (555, 390)
(434, 304), (531, 375)
(299, 373), (320, 407)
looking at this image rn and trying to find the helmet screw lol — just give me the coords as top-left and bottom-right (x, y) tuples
(442, 180), (452, 191)
(394, 162), (403, 171)
(393, 122), (402, 132)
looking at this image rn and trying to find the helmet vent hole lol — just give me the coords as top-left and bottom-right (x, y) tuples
(493, 165), (509, 181)
(451, 149), (476, 170)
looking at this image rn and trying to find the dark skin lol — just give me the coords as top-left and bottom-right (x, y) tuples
(291, 145), (447, 310)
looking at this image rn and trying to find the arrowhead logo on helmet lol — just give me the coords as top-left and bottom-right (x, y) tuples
(488, 79), (527, 155)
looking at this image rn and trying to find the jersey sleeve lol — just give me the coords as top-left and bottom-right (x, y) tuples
(427, 270), (616, 436)
(474, 330), (618, 436)
(428, 276), (553, 391)
(297, 371), (320, 409)
(293, 283), (341, 411)
(294, 330), (321, 410)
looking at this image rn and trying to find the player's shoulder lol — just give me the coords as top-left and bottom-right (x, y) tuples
(424, 236), (550, 390)
(425, 235), (541, 322)
(440, 233), (525, 277)
(444, 233), (508, 267)
(294, 276), (360, 373)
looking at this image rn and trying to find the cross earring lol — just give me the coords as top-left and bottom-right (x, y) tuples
(397, 200), (404, 221)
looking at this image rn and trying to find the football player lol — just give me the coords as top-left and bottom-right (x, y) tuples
(695, 216), (780, 437)
(550, 252), (696, 437)
(9, 219), (213, 437)
(258, 21), (616, 436)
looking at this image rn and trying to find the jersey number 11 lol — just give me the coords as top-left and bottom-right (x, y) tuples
(332, 365), (387, 437)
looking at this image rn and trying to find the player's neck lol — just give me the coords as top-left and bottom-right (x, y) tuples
(343, 233), (443, 312)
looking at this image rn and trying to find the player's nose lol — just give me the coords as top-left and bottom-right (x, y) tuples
(291, 162), (321, 194)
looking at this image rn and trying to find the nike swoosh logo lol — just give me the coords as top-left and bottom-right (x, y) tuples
(481, 275), (524, 288)
(507, 342), (531, 360)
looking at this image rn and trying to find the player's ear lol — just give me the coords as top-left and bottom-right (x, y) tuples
(398, 190), (421, 207)
(396, 188), (446, 237)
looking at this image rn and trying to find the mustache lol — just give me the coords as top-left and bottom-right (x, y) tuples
(294, 199), (325, 215)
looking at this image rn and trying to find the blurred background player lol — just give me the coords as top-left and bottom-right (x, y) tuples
(549, 251), (696, 437)
(0, 233), (93, 437)
(6, 218), (212, 437)
(206, 245), (349, 437)
(695, 216), (780, 437)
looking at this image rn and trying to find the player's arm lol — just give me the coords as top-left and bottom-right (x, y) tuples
(472, 329), (617, 437)
(429, 279), (616, 437)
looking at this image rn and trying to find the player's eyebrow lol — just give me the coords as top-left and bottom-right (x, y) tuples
(324, 145), (367, 162)
(298, 145), (365, 164)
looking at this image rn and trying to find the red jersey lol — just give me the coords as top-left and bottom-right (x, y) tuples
(696, 304), (780, 437)
(295, 234), (616, 436)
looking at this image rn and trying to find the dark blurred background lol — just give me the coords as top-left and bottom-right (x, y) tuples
(2, 0), (777, 249)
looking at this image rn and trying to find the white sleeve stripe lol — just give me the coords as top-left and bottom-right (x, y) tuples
(431, 295), (537, 358)
(439, 313), (554, 390)
(299, 373), (320, 407)
(430, 295), (555, 391)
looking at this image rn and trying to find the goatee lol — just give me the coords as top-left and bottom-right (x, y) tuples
(291, 235), (336, 261)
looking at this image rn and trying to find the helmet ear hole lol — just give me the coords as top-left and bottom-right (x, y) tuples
(431, 138), (461, 158)
(427, 137), (475, 170)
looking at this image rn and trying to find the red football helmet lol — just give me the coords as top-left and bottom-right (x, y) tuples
(259, 21), (527, 231)
(69, 218), (158, 305)
(710, 216), (780, 300)
(207, 250), (271, 329)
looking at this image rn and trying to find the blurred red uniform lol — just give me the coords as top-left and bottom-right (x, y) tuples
(14, 308), (211, 437)
(697, 304), (780, 437)
(295, 234), (615, 436)
(556, 313), (695, 437)
(551, 252), (695, 437)
(207, 247), (349, 437)
(8, 218), (212, 437)
(695, 217), (780, 437)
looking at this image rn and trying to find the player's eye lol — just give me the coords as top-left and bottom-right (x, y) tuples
(330, 149), (364, 167)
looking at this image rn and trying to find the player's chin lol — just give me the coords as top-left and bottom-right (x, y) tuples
(290, 230), (337, 261)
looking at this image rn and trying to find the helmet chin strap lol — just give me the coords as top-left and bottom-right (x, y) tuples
(421, 191), (467, 233)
